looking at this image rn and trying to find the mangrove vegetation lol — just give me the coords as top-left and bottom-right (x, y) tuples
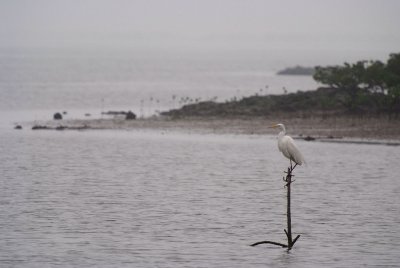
(162, 53), (400, 118)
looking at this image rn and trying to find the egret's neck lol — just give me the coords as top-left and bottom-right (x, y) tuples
(278, 125), (286, 138)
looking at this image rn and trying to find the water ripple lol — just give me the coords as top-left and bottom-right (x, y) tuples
(1, 130), (399, 267)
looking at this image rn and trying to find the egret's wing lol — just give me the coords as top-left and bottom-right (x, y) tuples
(278, 136), (291, 157)
(286, 137), (305, 165)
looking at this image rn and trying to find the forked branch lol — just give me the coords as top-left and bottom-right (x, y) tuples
(251, 163), (300, 250)
(250, 240), (287, 248)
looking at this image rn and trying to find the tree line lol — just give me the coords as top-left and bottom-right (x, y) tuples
(313, 53), (400, 114)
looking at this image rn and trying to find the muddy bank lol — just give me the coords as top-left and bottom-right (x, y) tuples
(26, 115), (400, 142)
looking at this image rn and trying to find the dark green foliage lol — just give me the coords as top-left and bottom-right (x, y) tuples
(162, 53), (400, 118)
(162, 88), (351, 118)
(313, 53), (400, 113)
(385, 54), (400, 111)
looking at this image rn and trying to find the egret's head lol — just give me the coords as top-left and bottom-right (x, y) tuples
(270, 123), (286, 134)
(270, 123), (285, 130)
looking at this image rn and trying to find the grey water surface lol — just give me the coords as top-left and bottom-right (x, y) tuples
(1, 48), (399, 267)
(1, 128), (399, 267)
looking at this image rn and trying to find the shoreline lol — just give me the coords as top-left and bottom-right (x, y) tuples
(24, 115), (400, 144)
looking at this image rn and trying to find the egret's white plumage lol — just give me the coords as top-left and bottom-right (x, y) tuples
(271, 123), (305, 165)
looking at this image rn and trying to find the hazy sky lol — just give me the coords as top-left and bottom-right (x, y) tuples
(0, 0), (399, 60)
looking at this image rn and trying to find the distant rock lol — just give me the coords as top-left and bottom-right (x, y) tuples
(32, 125), (49, 130)
(53, 112), (63, 120)
(102, 111), (127, 115)
(126, 111), (137, 120)
(56, 125), (67, 130)
(101, 110), (137, 119)
(277, 66), (315, 76)
(14, 125), (22, 130)
(303, 136), (316, 141)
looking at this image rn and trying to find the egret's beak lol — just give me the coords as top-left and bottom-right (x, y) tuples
(270, 124), (279, 128)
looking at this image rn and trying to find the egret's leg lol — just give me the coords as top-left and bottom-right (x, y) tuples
(289, 160), (298, 171)
(292, 163), (298, 171)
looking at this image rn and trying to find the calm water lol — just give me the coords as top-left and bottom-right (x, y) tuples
(0, 48), (317, 119)
(1, 49), (399, 267)
(1, 128), (399, 267)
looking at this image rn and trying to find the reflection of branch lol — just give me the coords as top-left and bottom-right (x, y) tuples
(251, 163), (300, 250)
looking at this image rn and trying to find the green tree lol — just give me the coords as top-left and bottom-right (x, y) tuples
(314, 61), (367, 110)
(313, 53), (400, 113)
(385, 53), (400, 112)
(364, 60), (386, 93)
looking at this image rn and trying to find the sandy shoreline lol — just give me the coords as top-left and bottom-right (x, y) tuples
(26, 115), (400, 143)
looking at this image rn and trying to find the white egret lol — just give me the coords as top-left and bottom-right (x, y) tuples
(271, 123), (305, 167)
(251, 123), (304, 249)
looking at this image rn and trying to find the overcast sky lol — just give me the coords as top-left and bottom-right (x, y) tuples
(0, 0), (399, 61)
